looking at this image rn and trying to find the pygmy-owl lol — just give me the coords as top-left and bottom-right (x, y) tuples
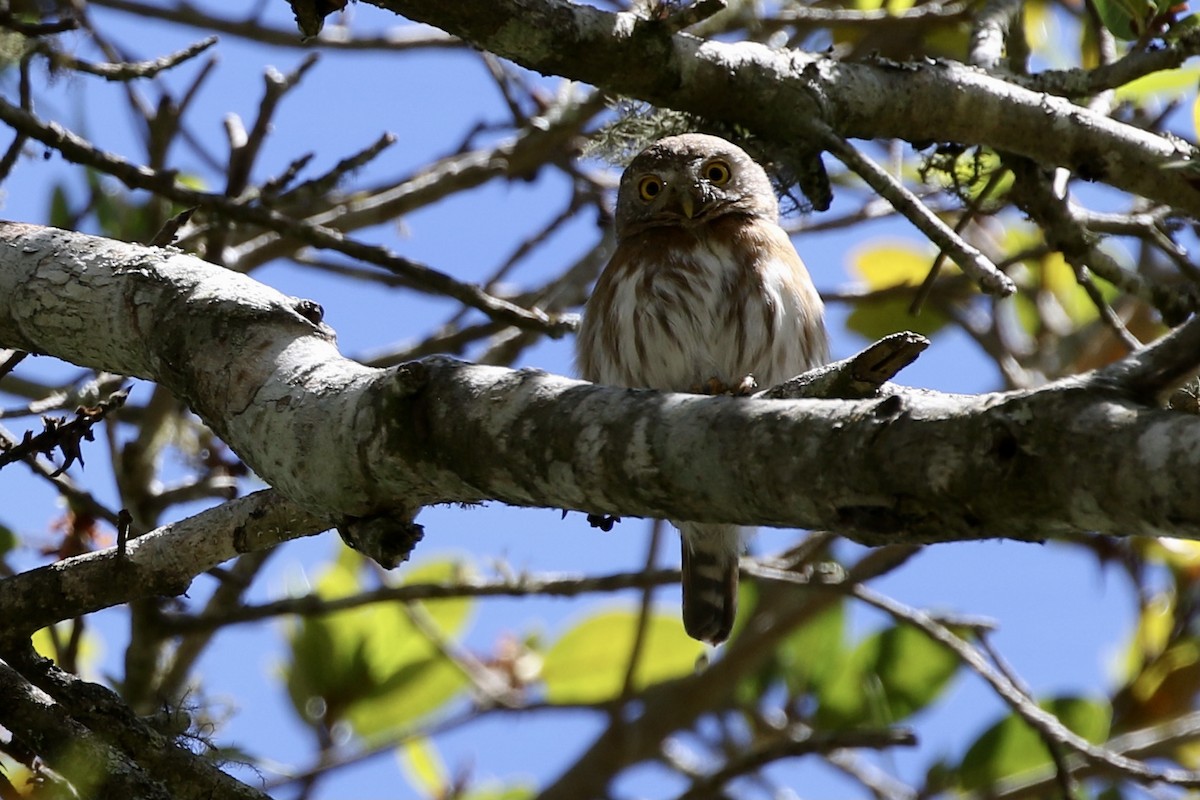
(576, 133), (829, 644)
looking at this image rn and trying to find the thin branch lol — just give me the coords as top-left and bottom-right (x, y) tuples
(156, 549), (275, 702)
(674, 726), (917, 800)
(0, 491), (325, 639)
(36, 36), (218, 81)
(0, 388), (127, 473)
(227, 54), (320, 197)
(90, 0), (462, 50)
(1009, 157), (1199, 322)
(1072, 263), (1142, 353)
(159, 567), (682, 634)
(0, 423), (123, 526)
(1025, 28), (1200, 98)
(619, 518), (665, 702)
(0, 9), (76, 35)
(0, 350), (27, 381)
(759, 332), (931, 400)
(0, 54), (34, 185)
(402, 600), (522, 708)
(827, 749), (918, 800)
(0, 98), (572, 337)
(849, 582), (1200, 790)
(1093, 310), (1200, 400)
(818, 129), (1016, 298)
(975, 632), (1079, 799)
(268, 132), (397, 203)
(981, 711), (1200, 799)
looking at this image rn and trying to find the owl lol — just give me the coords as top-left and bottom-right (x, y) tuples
(576, 133), (829, 644)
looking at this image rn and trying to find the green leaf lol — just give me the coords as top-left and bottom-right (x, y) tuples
(959, 697), (1112, 791)
(284, 561), (377, 725)
(0, 522), (16, 557)
(541, 609), (704, 704)
(845, 242), (952, 342)
(48, 184), (72, 229)
(775, 601), (848, 696)
(817, 623), (961, 728)
(936, 148), (1012, 204)
(871, 624), (962, 718)
(283, 555), (475, 735)
(1093, 0), (1159, 39)
(349, 655), (467, 738)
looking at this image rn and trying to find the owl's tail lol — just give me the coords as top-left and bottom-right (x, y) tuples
(678, 522), (740, 644)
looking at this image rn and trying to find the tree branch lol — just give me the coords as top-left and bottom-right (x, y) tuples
(0, 490), (323, 639)
(4, 222), (1200, 565)
(0, 645), (272, 800)
(365, 0), (1200, 216)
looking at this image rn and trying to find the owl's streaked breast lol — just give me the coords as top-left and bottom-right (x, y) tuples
(577, 216), (827, 392)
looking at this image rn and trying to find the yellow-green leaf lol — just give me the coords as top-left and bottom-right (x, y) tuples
(1114, 65), (1200, 105)
(846, 242), (953, 341)
(399, 737), (449, 798)
(541, 609), (704, 704)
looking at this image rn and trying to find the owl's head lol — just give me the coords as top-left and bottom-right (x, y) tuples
(614, 133), (779, 238)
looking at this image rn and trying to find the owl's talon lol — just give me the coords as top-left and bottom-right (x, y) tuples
(733, 375), (758, 395)
(586, 513), (621, 532)
(693, 375), (758, 396)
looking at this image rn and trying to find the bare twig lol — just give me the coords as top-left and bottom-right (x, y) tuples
(0, 97), (572, 336)
(0, 54), (34, 185)
(1072, 263), (1142, 353)
(674, 725), (917, 800)
(818, 129), (1016, 298)
(619, 519), (665, 702)
(760, 332), (930, 400)
(0, 9), (76, 36)
(850, 583), (1200, 790)
(1094, 310), (1200, 401)
(227, 55), (321, 197)
(158, 567), (682, 634)
(36, 36), (217, 81)
(89, 0), (462, 50)
(0, 389), (128, 473)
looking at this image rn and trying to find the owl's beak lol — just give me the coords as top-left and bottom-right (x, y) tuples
(679, 191), (696, 219)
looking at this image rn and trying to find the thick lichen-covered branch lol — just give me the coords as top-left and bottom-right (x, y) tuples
(4, 222), (1200, 557)
(367, 0), (1200, 215)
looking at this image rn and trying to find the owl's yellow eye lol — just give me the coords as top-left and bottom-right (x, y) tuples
(637, 175), (663, 202)
(703, 159), (732, 185)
